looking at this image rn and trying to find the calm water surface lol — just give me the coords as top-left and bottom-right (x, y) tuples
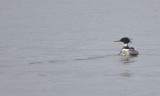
(1, 0), (160, 96)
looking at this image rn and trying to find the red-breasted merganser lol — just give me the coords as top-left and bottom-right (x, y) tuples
(114, 37), (138, 56)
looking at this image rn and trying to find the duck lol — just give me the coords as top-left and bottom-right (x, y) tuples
(114, 37), (138, 56)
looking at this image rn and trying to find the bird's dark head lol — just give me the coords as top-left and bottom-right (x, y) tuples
(114, 37), (132, 44)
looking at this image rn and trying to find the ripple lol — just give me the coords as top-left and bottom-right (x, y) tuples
(48, 60), (66, 63)
(74, 54), (118, 61)
(28, 54), (119, 65)
(29, 62), (44, 65)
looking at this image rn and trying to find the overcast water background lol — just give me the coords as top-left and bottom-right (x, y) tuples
(1, 0), (160, 96)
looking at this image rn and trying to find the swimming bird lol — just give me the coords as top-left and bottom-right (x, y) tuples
(114, 37), (138, 56)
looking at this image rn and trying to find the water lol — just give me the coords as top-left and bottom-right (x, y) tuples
(1, 0), (160, 96)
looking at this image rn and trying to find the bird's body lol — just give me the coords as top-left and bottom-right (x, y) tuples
(115, 37), (138, 56)
(120, 48), (138, 56)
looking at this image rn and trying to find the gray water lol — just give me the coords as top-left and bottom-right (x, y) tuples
(1, 0), (160, 96)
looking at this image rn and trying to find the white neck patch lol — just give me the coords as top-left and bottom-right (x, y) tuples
(123, 44), (128, 47)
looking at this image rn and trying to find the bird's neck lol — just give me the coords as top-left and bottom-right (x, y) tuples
(123, 43), (129, 49)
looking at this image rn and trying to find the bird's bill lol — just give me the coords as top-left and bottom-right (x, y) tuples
(114, 40), (121, 42)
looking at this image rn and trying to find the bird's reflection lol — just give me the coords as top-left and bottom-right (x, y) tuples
(120, 55), (137, 64)
(119, 56), (138, 77)
(120, 70), (133, 77)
